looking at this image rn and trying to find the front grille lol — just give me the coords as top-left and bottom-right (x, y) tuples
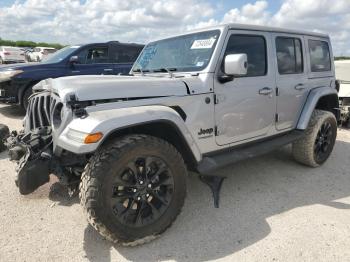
(26, 91), (58, 130)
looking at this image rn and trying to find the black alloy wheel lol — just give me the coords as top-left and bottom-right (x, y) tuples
(110, 156), (174, 227)
(314, 121), (333, 163)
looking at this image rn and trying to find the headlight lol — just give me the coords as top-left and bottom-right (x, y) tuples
(0, 70), (23, 82)
(66, 129), (103, 144)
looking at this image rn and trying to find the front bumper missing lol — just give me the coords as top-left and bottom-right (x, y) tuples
(6, 127), (85, 195)
(7, 128), (53, 194)
(15, 149), (50, 194)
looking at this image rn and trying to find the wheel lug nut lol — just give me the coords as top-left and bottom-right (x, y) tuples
(140, 181), (144, 185)
(137, 197), (141, 201)
(146, 193), (150, 197)
(148, 184), (152, 188)
(133, 189), (137, 192)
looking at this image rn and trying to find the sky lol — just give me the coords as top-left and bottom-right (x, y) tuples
(0, 0), (349, 55)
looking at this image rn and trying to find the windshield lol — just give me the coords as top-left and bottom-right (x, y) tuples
(132, 30), (220, 73)
(41, 46), (80, 63)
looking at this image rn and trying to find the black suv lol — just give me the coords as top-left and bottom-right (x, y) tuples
(0, 41), (144, 109)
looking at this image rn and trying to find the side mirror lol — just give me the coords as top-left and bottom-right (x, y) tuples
(224, 54), (248, 76)
(218, 54), (248, 84)
(69, 56), (79, 64)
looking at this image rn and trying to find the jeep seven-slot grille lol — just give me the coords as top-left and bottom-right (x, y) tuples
(26, 92), (57, 130)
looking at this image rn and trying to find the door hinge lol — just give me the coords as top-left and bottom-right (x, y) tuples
(275, 113), (279, 122)
(275, 87), (279, 96)
(215, 126), (219, 136)
(214, 94), (219, 104)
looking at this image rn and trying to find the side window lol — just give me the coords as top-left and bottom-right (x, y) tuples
(276, 37), (303, 74)
(308, 40), (331, 72)
(224, 35), (267, 77)
(76, 47), (109, 64)
(110, 45), (142, 63)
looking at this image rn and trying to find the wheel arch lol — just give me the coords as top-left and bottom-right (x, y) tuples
(297, 87), (339, 130)
(99, 120), (199, 172)
(18, 80), (40, 106)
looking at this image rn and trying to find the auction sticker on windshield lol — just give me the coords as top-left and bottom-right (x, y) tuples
(191, 38), (216, 49)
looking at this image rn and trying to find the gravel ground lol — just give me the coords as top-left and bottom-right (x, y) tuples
(0, 103), (350, 262)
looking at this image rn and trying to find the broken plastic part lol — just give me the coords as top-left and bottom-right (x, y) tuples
(199, 175), (226, 208)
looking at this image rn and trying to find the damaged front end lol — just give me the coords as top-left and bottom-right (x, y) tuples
(6, 91), (85, 195)
(7, 127), (52, 194)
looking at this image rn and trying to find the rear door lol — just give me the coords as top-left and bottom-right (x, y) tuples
(109, 44), (143, 75)
(70, 45), (114, 75)
(214, 31), (276, 145)
(272, 33), (308, 130)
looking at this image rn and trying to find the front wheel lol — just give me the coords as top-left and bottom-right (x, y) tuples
(22, 87), (33, 111)
(79, 135), (187, 246)
(292, 110), (337, 167)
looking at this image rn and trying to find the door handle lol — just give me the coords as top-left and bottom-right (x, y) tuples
(259, 87), (273, 95)
(104, 69), (113, 71)
(295, 83), (305, 90)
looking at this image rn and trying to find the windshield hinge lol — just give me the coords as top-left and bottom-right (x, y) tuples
(276, 87), (279, 96)
(275, 113), (279, 122)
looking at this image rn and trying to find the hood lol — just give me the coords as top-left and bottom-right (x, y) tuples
(34, 75), (190, 102)
(0, 62), (55, 72)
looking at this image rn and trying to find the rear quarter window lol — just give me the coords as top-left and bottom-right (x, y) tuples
(308, 40), (331, 72)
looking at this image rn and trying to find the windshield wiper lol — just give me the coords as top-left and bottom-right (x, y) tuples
(132, 68), (150, 75)
(152, 68), (177, 77)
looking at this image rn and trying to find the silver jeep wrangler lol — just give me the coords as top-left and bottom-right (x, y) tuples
(6, 24), (339, 246)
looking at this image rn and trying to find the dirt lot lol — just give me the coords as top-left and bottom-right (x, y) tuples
(0, 104), (350, 262)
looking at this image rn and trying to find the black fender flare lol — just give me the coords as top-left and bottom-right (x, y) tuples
(297, 86), (339, 130)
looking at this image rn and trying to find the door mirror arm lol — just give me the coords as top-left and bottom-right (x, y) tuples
(217, 73), (234, 84)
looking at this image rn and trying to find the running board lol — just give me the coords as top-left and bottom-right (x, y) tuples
(197, 130), (304, 175)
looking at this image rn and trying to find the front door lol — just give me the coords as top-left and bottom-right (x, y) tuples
(214, 31), (276, 145)
(69, 45), (114, 75)
(272, 34), (308, 130)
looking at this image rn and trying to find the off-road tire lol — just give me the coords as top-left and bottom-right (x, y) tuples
(22, 87), (33, 111)
(292, 110), (337, 167)
(79, 134), (187, 246)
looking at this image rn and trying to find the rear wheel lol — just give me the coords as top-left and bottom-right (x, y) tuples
(292, 110), (337, 167)
(80, 135), (187, 246)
